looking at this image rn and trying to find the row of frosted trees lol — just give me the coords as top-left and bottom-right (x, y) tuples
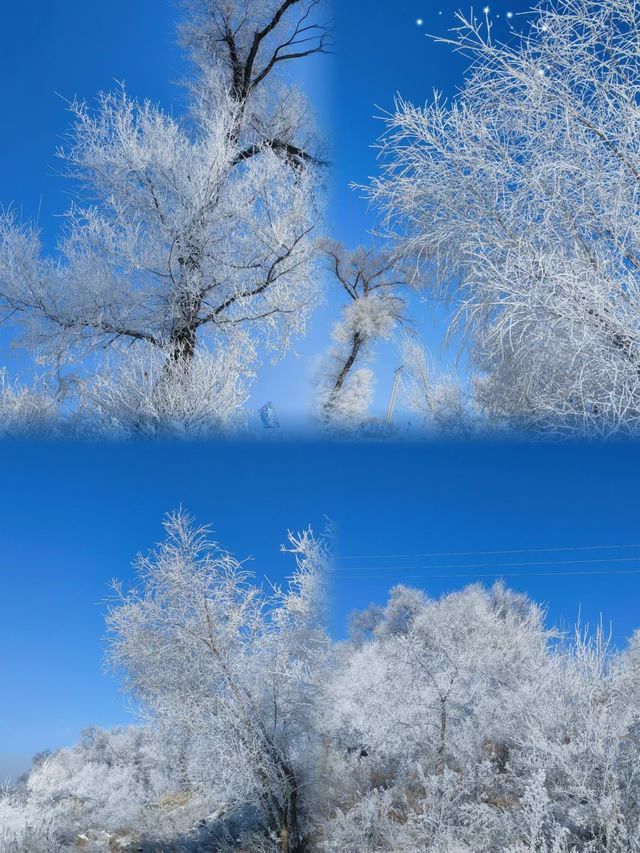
(3, 511), (640, 852)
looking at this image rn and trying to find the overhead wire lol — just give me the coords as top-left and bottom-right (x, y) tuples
(332, 545), (640, 582)
(338, 543), (640, 561)
(335, 568), (640, 581)
(332, 555), (640, 572)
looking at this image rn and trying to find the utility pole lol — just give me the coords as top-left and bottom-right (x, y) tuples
(385, 366), (404, 426)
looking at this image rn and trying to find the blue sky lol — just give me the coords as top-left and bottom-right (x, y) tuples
(2, 439), (640, 780)
(0, 0), (533, 424)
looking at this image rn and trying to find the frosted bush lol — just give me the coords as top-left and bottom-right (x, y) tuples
(80, 340), (254, 438)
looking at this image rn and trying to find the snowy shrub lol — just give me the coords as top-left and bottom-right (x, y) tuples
(80, 340), (255, 438)
(0, 369), (59, 437)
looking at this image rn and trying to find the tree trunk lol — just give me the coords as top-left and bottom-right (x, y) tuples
(323, 331), (364, 420)
(436, 695), (447, 774)
(273, 760), (307, 853)
(279, 821), (306, 853)
(168, 324), (197, 364)
(169, 240), (204, 365)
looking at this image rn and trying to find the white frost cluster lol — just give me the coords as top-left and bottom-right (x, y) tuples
(336, 296), (399, 345)
(0, 727), (217, 852)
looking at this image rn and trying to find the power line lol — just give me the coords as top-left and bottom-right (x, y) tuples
(332, 555), (640, 572)
(338, 543), (640, 561)
(335, 568), (640, 581)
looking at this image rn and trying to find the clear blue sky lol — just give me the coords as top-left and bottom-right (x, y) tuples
(1, 439), (640, 779)
(0, 0), (533, 424)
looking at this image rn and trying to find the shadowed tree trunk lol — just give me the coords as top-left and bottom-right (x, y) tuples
(436, 694), (447, 774)
(323, 330), (363, 420)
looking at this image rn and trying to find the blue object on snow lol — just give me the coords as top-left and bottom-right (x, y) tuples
(259, 402), (280, 429)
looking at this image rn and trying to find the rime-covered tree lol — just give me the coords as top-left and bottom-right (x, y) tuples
(106, 511), (329, 853)
(397, 334), (480, 436)
(0, 0), (329, 424)
(315, 241), (412, 428)
(320, 583), (640, 852)
(370, 0), (640, 436)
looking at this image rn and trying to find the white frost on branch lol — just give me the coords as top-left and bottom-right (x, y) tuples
(398, 334), (481, 437)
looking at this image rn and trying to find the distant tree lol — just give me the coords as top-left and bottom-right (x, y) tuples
(106, 511), (329, 853)
(315, 241), (413, 428)
(0, 0), (330, 424)
(398, 334), (480, 436)
(370, 0), (640, 436)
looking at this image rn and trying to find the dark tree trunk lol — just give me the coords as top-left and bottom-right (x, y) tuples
(169, 241), (204, 366)
(436, 695), (447, 774)
(273, 757), (306, 853)
(323, 331), (364, 419)
(169, 324), (197, 364)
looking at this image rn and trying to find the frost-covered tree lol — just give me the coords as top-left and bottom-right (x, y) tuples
(315, 241), (412, 429)
(398, 334), (482, 436)
(106, 511), (329, 853)
(0, 0), (329, 427)
(319, 582), (640, 852)
(370, 0), (640, 437)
